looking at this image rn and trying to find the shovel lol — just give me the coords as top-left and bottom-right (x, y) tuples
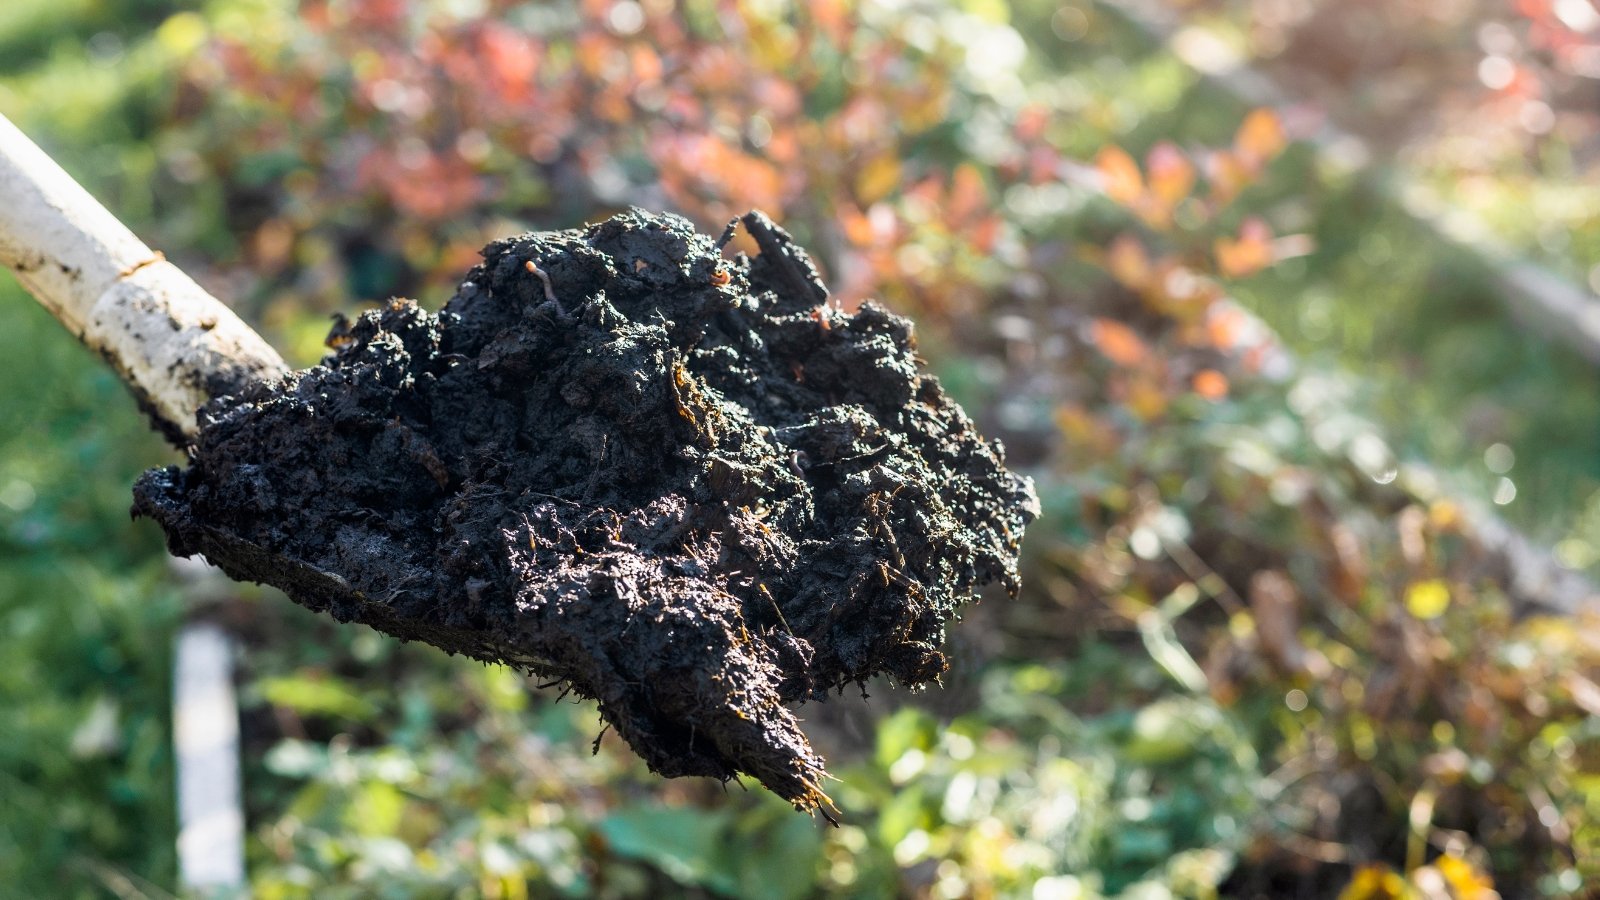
(0, 113), (1036, 812)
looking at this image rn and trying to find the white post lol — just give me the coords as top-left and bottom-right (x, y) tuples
(0, 112), (287, 441)
(173, 622), (246, 892)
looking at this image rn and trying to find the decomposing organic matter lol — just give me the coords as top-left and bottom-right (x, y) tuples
(134, 209), (1037, 809)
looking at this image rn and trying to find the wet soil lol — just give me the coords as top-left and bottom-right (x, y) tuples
(133, 209), (1036, 809)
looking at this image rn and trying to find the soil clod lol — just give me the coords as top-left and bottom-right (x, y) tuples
(134, 209), (1037, 809)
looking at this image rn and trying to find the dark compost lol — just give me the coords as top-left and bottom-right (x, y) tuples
(134, 209), (1037, 810)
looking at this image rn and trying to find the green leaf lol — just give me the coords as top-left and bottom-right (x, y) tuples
(258, 674), (380, 722)
(732, 803), (824, 900)
(598, 805), (736, 894)
(874, 708), (936, 769)
(875, 786), (928, 848)
(1123, 698), (1215, 765)
(343, 781), (405, 838)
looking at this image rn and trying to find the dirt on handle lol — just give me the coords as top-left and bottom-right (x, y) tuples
(134, 209), (1037, 811)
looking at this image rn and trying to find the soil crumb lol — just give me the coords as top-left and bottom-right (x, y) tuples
(134, 209), (1037, 810)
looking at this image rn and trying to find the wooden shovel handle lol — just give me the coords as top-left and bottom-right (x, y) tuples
(0, 113), (287, 445)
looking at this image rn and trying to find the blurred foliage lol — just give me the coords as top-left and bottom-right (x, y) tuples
(1171, 0), (1600, 290)
(2, 0), (1599, 897)
(0, 285), (179, 893)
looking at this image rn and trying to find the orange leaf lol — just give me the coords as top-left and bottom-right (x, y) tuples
(1106, 234), (1152, 290)
(1214, 217), (1274, 278)
(1205, 305), (1248, 350)
(479, 23), (538, 98)
(1145, 141), (1194, 209)
(970, 215), (1002, 253)
(1214, 238), (1268, 278)
(629, 44), (663, 85)
(1089, 318), (1148, 366)
(1192, 369), (1229, 400)
(809, 0), (853, 45)
(1206, 149), (1250, 206)
(1094, 145), (1143, 207)
(765, 130), (801, 166)
(575, 33), (611, 78)
(948, 163), (988, 224)
(839, 203), (876, 247)
(1016, 103), (1050, 143)
(1235, 108), (1287, 169)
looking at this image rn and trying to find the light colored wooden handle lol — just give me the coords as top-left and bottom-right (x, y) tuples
(0, 113), (288, 443)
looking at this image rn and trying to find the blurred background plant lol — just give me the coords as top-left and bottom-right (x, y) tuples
(2, 0), (1598, 897)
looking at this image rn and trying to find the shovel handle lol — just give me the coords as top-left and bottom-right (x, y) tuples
(0, 113), (287, 444)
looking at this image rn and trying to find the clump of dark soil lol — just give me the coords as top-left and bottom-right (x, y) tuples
(134, 209), (1036, 809)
